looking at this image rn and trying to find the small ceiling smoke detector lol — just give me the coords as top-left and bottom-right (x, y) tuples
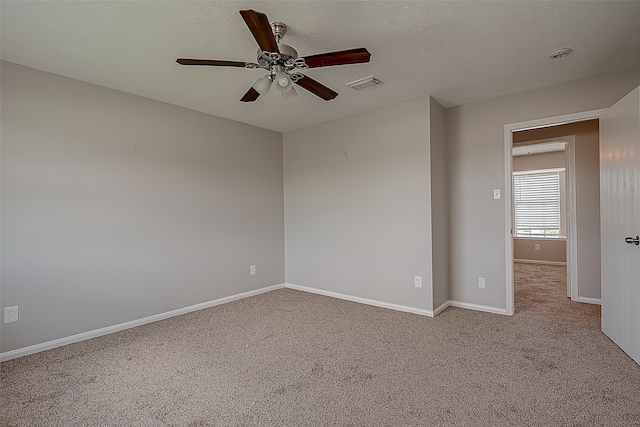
(549, 48), (572, 59)
(346, 75), (382, 90)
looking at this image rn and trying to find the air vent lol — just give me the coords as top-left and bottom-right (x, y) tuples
(346, 75), (382, 90)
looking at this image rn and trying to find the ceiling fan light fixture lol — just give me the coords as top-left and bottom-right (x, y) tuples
(274, 69), (292, 92)
(252, 75), (272, 96)
(282, 86), (297, 101)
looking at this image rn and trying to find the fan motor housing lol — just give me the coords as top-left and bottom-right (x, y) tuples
(279, 43), (298, 60)
(256, 43), (299, 70)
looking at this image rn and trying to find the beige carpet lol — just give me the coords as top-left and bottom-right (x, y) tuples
(2, 263), (639, 426)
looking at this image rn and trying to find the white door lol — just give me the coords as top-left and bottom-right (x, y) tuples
(600, 87), (640, 364)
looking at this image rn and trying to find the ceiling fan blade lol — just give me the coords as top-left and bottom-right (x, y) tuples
(176, 59), (254, 67)
(294, 75), (338, 101)
(239, 9), (279, 54)
(240, 87), (261, 102)
(302, 48), (371, 69)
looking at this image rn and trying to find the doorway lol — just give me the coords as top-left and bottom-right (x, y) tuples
(511, 137), (571, 303)
(504, 111), (606, 315)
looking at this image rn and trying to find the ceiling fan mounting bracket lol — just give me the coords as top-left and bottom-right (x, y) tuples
(270, 22), (287, 42)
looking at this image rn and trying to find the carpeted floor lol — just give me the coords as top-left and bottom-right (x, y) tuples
(1, 263), (639, 426)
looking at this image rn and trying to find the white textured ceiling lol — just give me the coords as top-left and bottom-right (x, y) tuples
(2, 1), (640, 133)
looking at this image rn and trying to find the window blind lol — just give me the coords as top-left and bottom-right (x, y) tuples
(513, 171), (560, 237)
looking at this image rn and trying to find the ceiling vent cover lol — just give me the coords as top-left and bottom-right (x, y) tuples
(346, 75), (382, 90)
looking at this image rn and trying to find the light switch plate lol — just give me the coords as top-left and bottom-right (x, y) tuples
(493, 189), (501, 200)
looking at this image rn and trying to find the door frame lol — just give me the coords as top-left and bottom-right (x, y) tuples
(504, 109), (606, 315)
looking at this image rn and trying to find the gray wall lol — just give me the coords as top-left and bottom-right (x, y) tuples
(283, 97), (433, 311)
(445, 68), (640, 309)
(514, 120), (601, 299)
(0, 61), (285, 353)
(429, 98), (450, 309)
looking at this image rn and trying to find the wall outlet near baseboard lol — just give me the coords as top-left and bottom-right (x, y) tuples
(534, 243), (540, 251)
(414, 276), (422, 288)
(250, 265), (256, 275)
(4, 306), (19, 323)
(478, 277), (486, 289)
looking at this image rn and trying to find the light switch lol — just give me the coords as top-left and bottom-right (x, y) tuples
(493, 189), (501, 200)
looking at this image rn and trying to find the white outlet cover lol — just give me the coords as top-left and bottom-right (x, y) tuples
(478, 277), (486, 288)
(493, 189), (501, 200)
(414, 276), (422, 288)
(4, 306), (19, 323)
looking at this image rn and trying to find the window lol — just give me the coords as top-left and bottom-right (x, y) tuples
(513, 169), (564, 238)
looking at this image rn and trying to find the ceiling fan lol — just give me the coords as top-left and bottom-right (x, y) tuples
(176, 9), (371, 102)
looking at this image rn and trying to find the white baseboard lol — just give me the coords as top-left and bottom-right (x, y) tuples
(433, 300), (450, 316)
(285, 283), (435, 317)
(446, 300), (509, 316)
(283, 284), (509, 318)
(1, 283), (514, 361)
(577, 296), (601, 305)
(514, 259), (567, 266)
(0, 283), (285, 362)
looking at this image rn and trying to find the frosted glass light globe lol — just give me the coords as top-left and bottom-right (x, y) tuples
(274, 70), (292, 92)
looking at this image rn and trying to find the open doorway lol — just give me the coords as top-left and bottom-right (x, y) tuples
(511, 137), (571, 309)
(511, 137), (570, 299)
(504, 112), (604, 315)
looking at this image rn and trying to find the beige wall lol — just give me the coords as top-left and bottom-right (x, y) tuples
(514, 120), (601, 299)
(446, 68), (640, 310)
(284, 97), (434, 311)
(0, 61), (285, 353)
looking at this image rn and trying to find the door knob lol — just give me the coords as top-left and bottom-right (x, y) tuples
(625, 236), (640, 245)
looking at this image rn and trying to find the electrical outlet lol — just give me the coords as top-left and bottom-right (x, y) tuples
(4, 306), (19, 323)
(250, 265), (256, 275)
(414, 276), (422, 288)
(534, 243), (540, 251)
(478, 277), (486, 289)
(493, 189), (501, 200)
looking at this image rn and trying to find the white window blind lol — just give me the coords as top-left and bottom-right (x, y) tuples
(514, 171), (561, 237)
